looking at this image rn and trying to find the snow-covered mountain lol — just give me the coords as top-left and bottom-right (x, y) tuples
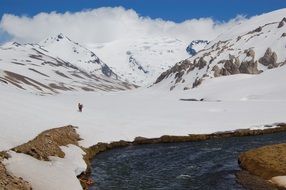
(87, 37), (190, 86)
(0, 34), (134, 94)
(186, 40), (209, 56)
(2, 8), (286, 190)
(154, 9), (286, 91)
(39, 34), (117, 78)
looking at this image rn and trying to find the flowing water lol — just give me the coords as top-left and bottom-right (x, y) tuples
(89, 132), (286, 190)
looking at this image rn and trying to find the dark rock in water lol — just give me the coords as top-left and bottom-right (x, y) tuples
(236, 171), (278, 190)
(259, 48), (278, 69)
(238, 143), (286, 180)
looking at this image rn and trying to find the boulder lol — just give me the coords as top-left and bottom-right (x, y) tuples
(212, 65), (222, 77)
(245, 49), (256, 59)
(224, 58), (240, 75)
(259, 48), (278, 68)
(239, 60), (260, 74)
(192, 78), (203, 88)
(197, 57), (207, 70)
(253, 26), (262, 33)
(238, 143), (286, 179)
(278, 17), (286, 28)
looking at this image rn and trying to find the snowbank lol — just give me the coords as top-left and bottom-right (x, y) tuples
(3, 145), (86, 190)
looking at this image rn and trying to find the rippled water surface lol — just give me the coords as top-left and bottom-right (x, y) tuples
(90, 132), (286, 190)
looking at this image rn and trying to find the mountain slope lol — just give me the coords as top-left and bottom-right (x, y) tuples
(88, 37), (189, 86)
(0, 35), (134, 94)
(186, 40), (209, 56)
(154, 9), (286, 91)
(39, 34), (117, 78)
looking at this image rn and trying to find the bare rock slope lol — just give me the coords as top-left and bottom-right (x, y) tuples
(154, 9), (286, 90)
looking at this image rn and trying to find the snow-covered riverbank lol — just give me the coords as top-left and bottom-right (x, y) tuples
(1, 65), (286, 189)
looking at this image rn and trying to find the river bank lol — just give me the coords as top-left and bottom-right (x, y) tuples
(83, 123), (286, 190)
(1, 123), (286, 189)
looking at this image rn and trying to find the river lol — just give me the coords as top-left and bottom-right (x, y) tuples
(89, 132), (286, 190)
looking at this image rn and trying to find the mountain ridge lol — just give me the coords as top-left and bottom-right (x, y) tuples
(153, 9), (286, 91)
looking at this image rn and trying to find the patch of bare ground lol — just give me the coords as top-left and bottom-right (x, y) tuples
(12, 125), (81, 161)
(236, 171), (279, 190)
(2, 123), (286, 189)
(239, 143), (286, 180)
(1, 125), (88, 189)
(0, 152), (31, 190)
(81, 123), (286, 190)
(238, 124), (286, 190)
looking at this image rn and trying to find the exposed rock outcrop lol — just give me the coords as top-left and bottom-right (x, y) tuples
(236, 171), (279, 190)
(223, 55), (241, 75)
(196, 57), (207, 70)
(278, 17), (286, 28)
(12, 125), (81, 161)
(259, 48), (278, 69)
(239, 143), (286, 180)
(239, 60), (260, 74)
(155, 59), (192, 84)
(192, 78), (203, 88)
(0, 161), (31, 190)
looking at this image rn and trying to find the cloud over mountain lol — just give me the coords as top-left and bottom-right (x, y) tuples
(0, 7), (244, 44)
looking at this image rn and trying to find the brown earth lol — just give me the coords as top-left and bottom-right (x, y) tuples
(239, 143), (286, 179)
(1, 125), (86, 189)
(0, 152), (31, 190)
(2, 123), (286, 189)
(12, 125), (81, 161)
(238, 125), (286, 189)
(81, 123), (286, 189)
(236, 171), (280, 190)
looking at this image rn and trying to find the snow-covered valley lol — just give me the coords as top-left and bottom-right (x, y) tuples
(1, 6), (286, 190)
(1, 63), (286, 189)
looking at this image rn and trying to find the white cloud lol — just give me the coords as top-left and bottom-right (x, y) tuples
(0, 7), (244, 44)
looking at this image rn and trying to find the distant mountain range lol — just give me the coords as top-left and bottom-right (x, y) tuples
(88, 37), (190, 86)
(0, 34), (134, 94)
(154, 9), (286, 91)
(1, 9), (286, 94)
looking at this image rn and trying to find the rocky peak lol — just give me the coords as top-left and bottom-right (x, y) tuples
(259, 48), (278, 68)
(278, 17), (286, 28)
(186, 40), (209, 56)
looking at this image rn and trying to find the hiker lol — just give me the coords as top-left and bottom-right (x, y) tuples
(78, 103), (83, 112)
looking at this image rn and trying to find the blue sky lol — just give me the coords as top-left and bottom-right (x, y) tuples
(0, 0), (286, 44)
(1, 0), (286, 22)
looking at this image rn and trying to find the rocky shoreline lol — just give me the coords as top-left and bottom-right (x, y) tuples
(1, 123), (286, 189)
(82, 123), (286, 190)
(238, 143), (286, 189)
